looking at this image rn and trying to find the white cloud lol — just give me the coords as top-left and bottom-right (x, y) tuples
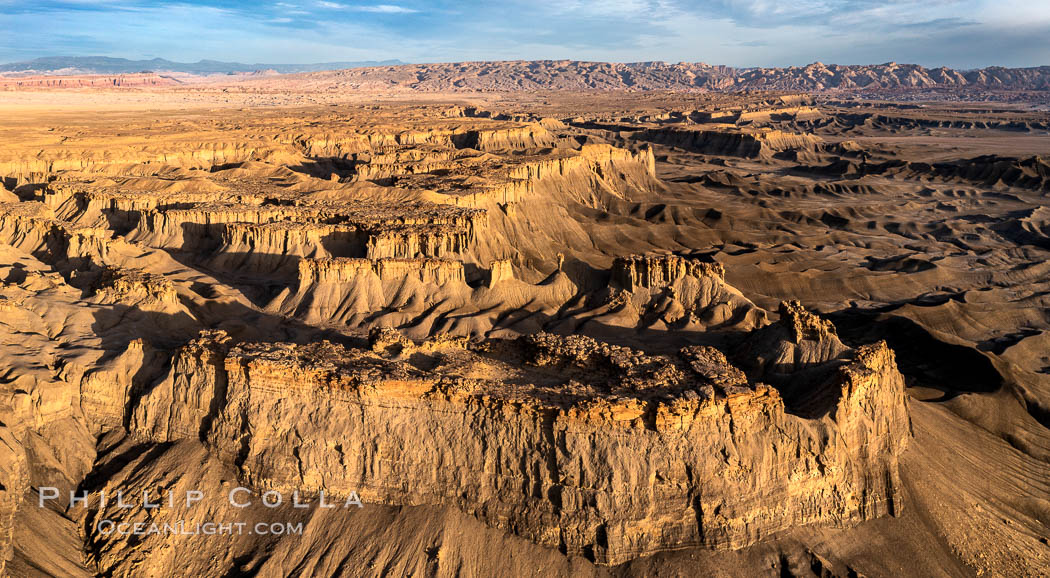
(314, 1), (417, 12)
(717, 0), (835, 18)
(355, 4), (418, 13)
(534, 0), (651, 17)
(976, 0), (1050, 26)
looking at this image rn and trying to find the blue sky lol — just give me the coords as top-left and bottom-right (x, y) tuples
(1, 0), (1048, 68)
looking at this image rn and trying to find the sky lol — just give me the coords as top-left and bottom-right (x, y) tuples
(0, 0), (1048, 68)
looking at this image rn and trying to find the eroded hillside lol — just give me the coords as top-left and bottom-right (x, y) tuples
(0, 94), (1048, 576)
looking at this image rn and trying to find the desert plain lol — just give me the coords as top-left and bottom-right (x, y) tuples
(0, 63), (1049, 577)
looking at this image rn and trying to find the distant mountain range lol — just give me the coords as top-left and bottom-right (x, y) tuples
(275, 60), (1050, 92)
(4, 57), (1050, 93)
(0, 56), (406, 75)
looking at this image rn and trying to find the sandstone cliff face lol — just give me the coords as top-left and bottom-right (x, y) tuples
(612, 255), (725, 291)
(297, 257), (467, 286)
(124, 327), (909, 566)
(125, 199), (484, 269)
(0, 422), (28, 577)
(128, 204), (306, 251)
(208, 221), (361, 277)
(364, 224), (472, 259)
(276, 257), (472, 326)
(454, 123), (559, 152)
(79, 339), (156, 432)
(130, 331), (231, 442)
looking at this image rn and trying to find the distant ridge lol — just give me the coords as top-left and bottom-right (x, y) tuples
(0, 56), (406, 76)
(5, 58), (1050, 93)
(262, 60), (1050, 92)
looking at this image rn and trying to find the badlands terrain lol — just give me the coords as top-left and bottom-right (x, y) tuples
(0, 75), (1049, 577)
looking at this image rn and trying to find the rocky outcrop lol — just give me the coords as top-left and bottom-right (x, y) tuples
(0, 202), (61, 251)
(279, 257), (470, 324)
(734, 301), (857, 418)
(636, 127), (822, 158)
(410, 144), (656, 208)
(739, 301), (850, 374)
(127, 200), (484, 264)
(0, 423), (28, 577)
(128, 204), (307, 251)
(0, 202), (112, 270)
(364, 224), (472, 259)
(45, 186), (242, 229)
(0, 73), (179, 89)
(122, 328), (911, 566)
(295, 257), (466, 287)
(209, 221), (361, 276)
(455, 123), (558, 151)
(79, 339), (156, 431)
(130, 331), (232, 442)
(91, 267), (180, 308)
(611, 255), (725, 291)
(593, 255), (766, 332)
(779, 300), (837, 344)
(350, 147), (458, 181)
(487, 258), (515, 287)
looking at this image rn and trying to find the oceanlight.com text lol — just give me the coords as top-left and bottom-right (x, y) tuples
(94, 520), (304, 536)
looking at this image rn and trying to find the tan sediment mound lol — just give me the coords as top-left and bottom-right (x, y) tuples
(0, 182), (16, 203)
(85, 266), (194, 320)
